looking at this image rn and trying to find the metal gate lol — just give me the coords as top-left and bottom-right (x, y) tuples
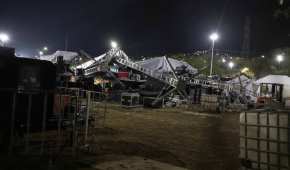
(240, 109), (290, 170)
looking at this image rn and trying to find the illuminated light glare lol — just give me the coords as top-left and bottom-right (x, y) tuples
(43, 46), (48, 51)
(111, 41), (118, 48)
(209, 32), (219, 41)
(241, 67), (249, 73)
(39, 51), (44, 56)
(228, 61), (234, 69)
(276, 54), (284, 63)
(0, 33), (9, 45)
(222, 58), (226, 63)
(261, 55), (265, 58)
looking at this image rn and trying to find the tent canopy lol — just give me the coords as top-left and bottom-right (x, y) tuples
(256, 75), (290, 85)
(137, 56), (198, 74)
(40, 50), (78, 64)
(226, 75), (257, 98)
(227, 75), (250, 84)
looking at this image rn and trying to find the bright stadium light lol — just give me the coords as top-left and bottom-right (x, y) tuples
(39, 51), (44, 56)
(228, 61), (234, 69)
(276, 54), (284, 63)
(43, 46), (48, 51)
(111, 41), (118, 49)
(0, 33), (10, 46)
(209, 32), (219, 41)
(222, 58), (226, 63)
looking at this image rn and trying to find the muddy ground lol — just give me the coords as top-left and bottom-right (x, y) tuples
(1, 105), (240, 170)
(85, 105), (240, 170)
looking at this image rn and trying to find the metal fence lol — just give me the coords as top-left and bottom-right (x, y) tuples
(0, 88), (107, 157)
(240, 109), (290, 170)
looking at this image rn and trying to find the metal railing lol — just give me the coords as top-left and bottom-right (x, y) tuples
(0, 88), (107, 157)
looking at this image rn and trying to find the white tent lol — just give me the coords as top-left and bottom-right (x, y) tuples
(226, 75), (257, 100)
(227, 75), (250, 85)
(256, 75), (290, 99)
(256, 75), (290, 85)
(40, 50), (78, 64)
(137, 56), (198, 74)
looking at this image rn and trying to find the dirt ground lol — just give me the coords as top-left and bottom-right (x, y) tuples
(1, 105), (240, 170)
(85, 105), (240, 170)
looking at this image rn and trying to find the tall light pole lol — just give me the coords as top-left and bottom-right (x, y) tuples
(209, 32), (219, 76)
(0, 33), (10, 47)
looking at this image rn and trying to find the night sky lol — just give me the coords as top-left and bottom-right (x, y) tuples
(0, 0), (289, 57)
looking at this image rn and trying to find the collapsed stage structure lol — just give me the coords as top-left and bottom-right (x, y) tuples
(40, 47), (257, 111)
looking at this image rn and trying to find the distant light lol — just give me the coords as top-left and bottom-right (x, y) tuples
(209, 32), (219, 41)
(276, 54), (284, 63)
(228, 61), (234, 69)
(261, 55), (265, 58)
(39, 51), (44, 56)
(222, 58), (226, 63)
(241, 67), (249, 73)
(43, 46), (48, 51)
(111, 41), (118, 48)
(0, 33), (9, 45)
